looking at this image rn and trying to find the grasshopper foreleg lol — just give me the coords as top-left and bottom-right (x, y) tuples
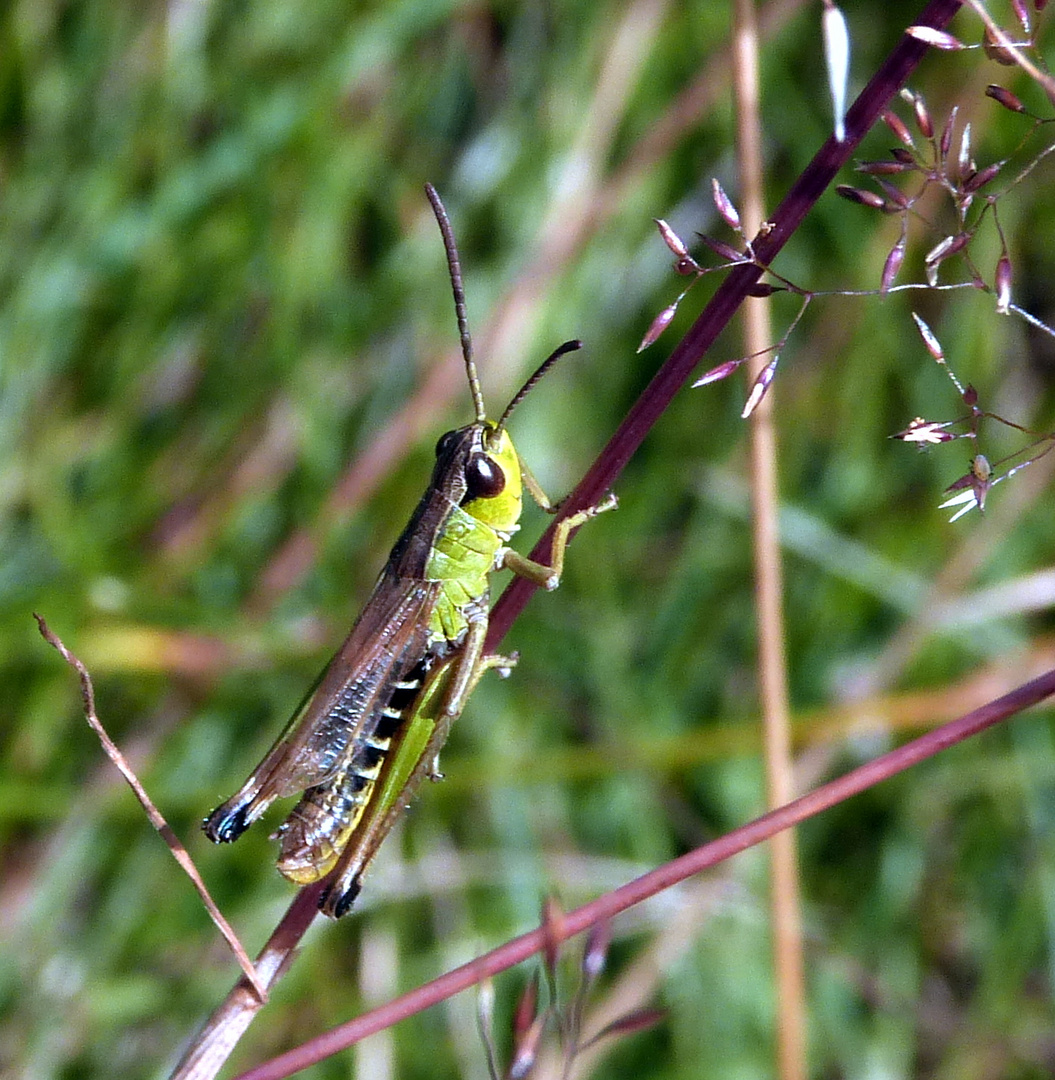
(501, 492), (617, 591)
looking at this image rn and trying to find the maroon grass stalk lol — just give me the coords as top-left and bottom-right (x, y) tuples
(487, 0), (962, 649)
(235, 665), (1055, 1080)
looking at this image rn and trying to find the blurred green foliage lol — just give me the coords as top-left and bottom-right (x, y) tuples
(1, 2), (1054, 1078)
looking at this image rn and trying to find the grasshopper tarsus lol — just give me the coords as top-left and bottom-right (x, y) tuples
(500, 492), (617, 593)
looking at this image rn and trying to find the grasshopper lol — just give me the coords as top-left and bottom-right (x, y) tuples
(203, 183), (616, 918)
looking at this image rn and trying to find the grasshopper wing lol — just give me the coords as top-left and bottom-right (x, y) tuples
(203, 573), (441, 844)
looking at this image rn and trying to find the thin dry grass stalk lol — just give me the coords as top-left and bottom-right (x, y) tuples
(959, 0), (1055, 100)
(731, 0), (805, 1074)
(170, 884), (325, 1080)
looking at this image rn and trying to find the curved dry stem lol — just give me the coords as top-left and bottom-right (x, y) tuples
(34, 615), (267, 1002)
(169, 883), (326, 1080)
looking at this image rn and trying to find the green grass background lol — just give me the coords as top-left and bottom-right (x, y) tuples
(2, 2), (1054, 1078)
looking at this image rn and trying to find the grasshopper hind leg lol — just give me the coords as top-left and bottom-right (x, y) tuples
(316, 650), (518, 918)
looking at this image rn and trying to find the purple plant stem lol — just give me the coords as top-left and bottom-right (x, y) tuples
(234, 664), (1055, 1080)
(487, 0), (962, 651)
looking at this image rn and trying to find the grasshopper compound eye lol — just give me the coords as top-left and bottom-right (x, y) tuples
(465, 453), (506, 498)
(435, 430), (458, 458)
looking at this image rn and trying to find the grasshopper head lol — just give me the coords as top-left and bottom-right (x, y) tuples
(432, 421), (523, 534)
(470, 422), (523, 530)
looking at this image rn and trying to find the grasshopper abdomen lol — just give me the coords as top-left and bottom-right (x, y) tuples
(273, 659), (430, 884)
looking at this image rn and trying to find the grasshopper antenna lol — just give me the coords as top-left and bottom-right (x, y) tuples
(494, 339), (582, 437)
(425, 182), (487, 424)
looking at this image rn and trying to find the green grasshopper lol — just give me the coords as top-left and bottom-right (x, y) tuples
(203, 183), (615, 918)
